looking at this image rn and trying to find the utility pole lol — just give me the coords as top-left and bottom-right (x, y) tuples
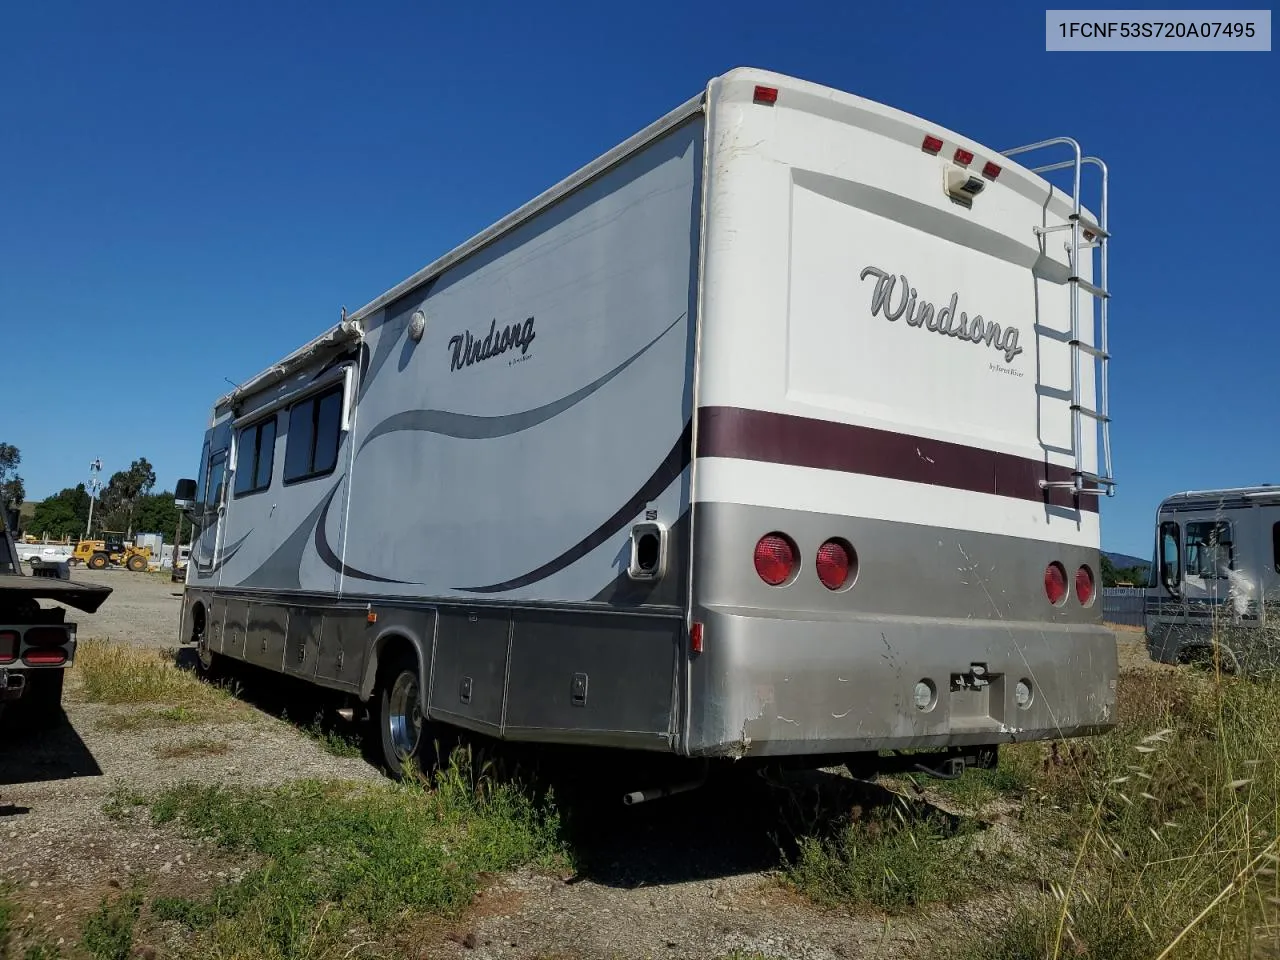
(85, 459), (102, 539)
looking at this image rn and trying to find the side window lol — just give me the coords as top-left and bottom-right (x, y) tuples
(234, 416), (277, 497)
(1159, 521), (1181, 587)
(1185, 521), (1233, 579)
(284, 386), (344, 484)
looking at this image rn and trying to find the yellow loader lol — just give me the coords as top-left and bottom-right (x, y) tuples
(71, 532), (152, 572)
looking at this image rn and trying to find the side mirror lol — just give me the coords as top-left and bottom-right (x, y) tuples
(1161, 562), (1181, 597)
(174, 478), (198, 509)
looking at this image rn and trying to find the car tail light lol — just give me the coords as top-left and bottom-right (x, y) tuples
(0, 630), (16, 664)
(1044, 562), (1068, 606)
(23, 627), (69, 647)
(1075, 565), (1095, 606)
(815, 539), (855, 591)
(23, 649), (67, 666)
(754, 533), (797, 586)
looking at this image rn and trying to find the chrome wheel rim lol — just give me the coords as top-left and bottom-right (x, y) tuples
(387, 670), (422, 760)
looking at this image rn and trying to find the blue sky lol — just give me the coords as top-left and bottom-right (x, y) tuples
(3, 0), (1275, 556)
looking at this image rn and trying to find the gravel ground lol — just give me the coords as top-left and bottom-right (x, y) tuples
(0, 574), (1159, 958)
(59, 568), (186, 649)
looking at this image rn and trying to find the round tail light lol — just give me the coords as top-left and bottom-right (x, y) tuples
(754, 533), (797, 586)
(1075, 564), (1095, 606)
(816, 538), (855, 591)
(1044, 562), (1068, 606)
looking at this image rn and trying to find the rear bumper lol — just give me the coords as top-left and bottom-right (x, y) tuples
(685, 606), (1118, 757)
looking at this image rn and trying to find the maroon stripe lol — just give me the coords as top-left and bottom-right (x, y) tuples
(695, 406), (1098, 514)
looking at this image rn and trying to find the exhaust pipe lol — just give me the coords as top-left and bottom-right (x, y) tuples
(622, 777), (706, 807)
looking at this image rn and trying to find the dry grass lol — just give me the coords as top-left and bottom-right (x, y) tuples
(957, 629), (1280, 959)
(74, 638), (229, 708)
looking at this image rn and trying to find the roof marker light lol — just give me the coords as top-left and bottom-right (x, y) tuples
(922, 135), (943, 155)
(753, 85), (778, 105)
(982, 160), (1002, 180)
(953, 148), (974, 166)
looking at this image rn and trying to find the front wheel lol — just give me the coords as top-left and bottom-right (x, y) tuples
(373, 653), (425, 779)
(126, 554), (146, 572)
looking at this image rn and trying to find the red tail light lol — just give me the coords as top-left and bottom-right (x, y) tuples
(1075, 565), (1095, 606)
(816, 539), (855, 591)
(754, 533), (797, 586)
(0, 630), (16, 664)
(1044, 562), (1068, 606)
(22, 649), (67, 666)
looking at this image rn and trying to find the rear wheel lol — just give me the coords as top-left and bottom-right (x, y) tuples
(373, 652), (425, 779)
(87, 552), (109, 570)
(126, 554), (146, 572)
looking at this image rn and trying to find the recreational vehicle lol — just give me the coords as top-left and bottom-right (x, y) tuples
(173, 67), (1119, 787)
(1145, 486), (1280, 674)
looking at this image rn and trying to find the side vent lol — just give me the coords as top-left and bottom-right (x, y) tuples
(627, 522), (668, 582)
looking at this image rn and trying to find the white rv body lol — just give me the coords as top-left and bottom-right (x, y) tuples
(177, 68), (1117, 769)
(1145, 486), (1280, 672)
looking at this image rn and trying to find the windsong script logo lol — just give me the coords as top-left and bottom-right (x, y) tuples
(447, 316), (536, 372)
(858, 266), (1023, 364)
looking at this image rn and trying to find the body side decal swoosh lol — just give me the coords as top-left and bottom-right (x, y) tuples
(454, 421), (692, 594)
(358, 311), (685, 448)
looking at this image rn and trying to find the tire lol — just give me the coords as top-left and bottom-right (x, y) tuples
(126, 554), (146, 572)
(194, 630), (224, 683)
(18, 670), (65, 723)
(88, 552), (109, 570)
(373, 651), (426, 779)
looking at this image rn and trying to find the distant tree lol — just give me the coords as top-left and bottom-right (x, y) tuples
(134, 491), (180, 539)
(98, 457), (156, 537)
(28, 485), (92, 540)
(1100, 554), (1118, 587)
(0, 442), (24, 511)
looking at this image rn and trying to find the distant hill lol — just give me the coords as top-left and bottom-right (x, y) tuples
(1104, 551), (1150, 571)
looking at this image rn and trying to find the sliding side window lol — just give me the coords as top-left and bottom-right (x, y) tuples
(284, 386), (344, 484)
(234, 416), (277, 497)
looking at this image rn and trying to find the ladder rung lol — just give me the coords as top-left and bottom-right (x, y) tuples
(1069, 339), (1110, 359)
(1068, 276), (1109, 299)
(1070, 213), (1110, 239)
(1071, 405), (1110, 423)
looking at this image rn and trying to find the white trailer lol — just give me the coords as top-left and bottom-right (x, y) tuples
(173, 68), (1119, 785)
(1145, 485), (1280, 673)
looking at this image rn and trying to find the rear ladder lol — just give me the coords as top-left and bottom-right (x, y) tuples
(1002, 137), (1114, 499)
